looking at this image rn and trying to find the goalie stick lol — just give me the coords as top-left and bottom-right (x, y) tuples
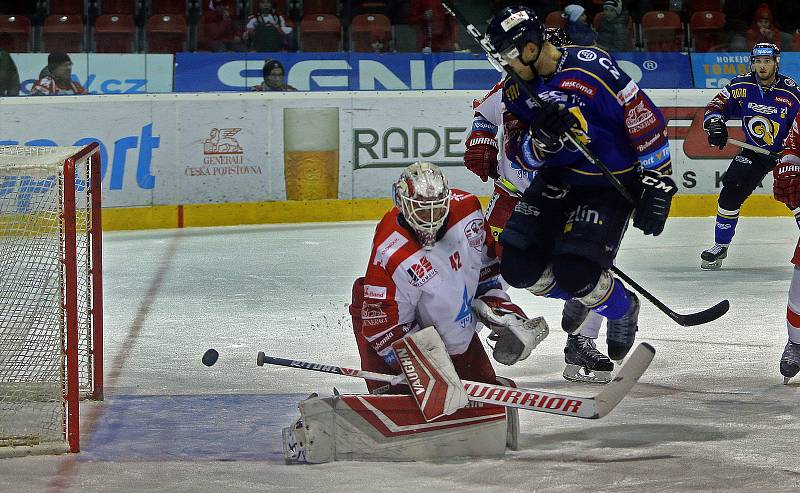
(256, 342), (655, 419)
(440, 1), (636, 205)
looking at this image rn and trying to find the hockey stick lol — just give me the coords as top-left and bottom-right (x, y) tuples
(727, 138), (780, 159)
(441, 1), (636, 205)
(257, 342), (655, 419)
(610, 266), (729, 326)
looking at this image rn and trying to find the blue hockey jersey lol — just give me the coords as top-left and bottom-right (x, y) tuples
(503, 46), (671, 187)
(705, 73), (800, 154)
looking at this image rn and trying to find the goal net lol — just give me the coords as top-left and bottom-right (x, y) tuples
(0, 144), (103, 456)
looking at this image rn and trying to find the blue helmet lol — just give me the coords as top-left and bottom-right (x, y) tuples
(486, 6), (545, 61)
(750, 42), (780, 69)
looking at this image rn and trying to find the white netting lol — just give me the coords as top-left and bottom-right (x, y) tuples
(0, 145), (96, 451)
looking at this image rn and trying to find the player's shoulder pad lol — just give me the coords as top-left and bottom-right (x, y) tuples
(502, 77), (524, 104)
(727, 73), (755, 88)
(558, 46), (630, 91)
(448, 189), (483, 224)
(370, 208), (417, 271)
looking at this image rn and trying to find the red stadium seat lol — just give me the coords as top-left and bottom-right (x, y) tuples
(49, 0), (84, 15)
(0, 14), (32, 52)
(151, 0), (187, 15)
(641, 10), (683, 52)
(794, 31), (800, 52)
(300, 14), (341, 52)
(545, 11), (565, 29)
(303, 0), (337, 15)
(687, 0), (722, 16)
(42, 14), (85, 52)
(146, 14), (187, 53)
(690, 11), (726, 52)
(350, 13), (391, 52)
(100, 0), (137, 15)
(95, 14), (136, 53)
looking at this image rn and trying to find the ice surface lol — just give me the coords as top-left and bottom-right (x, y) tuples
(2, 217), (800, 492)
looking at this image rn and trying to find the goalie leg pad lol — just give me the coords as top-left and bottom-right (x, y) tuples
(391, 326), (469, 421)
(283, 394), (508, 463)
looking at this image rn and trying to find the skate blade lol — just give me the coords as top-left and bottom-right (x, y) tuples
(563, 364), (612, 384)
(700, 259), (723, 270)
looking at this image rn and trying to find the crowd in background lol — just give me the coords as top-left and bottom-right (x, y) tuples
(1, 1), (799, 55)
(2, 1), (800, 96)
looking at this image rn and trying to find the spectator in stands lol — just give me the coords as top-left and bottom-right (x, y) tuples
(596, 0), (633, 52)
(563, 4), (597, 46)
(408, 0), (460, 53)
(0, 50), (20, 96)
(245, 1), (295, 52)
(198, 1), (247, 52)
(746, 3), (782, 50)
(31, 53), (87, 96)
(251, 59), (297, 92)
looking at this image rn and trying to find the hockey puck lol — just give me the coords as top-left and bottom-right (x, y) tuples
(202, 348), (219, 367)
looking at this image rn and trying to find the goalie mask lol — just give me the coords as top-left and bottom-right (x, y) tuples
(393, 162), (451, 250)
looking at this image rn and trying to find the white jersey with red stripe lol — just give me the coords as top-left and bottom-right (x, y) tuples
(473, 78), (534, 194)
(361, 190), (503, 357)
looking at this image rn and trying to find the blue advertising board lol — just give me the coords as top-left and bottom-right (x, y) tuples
(691, 52), (800, 88)
(174, 51), (694, 92)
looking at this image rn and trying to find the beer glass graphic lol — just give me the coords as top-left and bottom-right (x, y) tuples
(283, 107), (340, 200)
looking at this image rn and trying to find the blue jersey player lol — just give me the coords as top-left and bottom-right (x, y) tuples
(700, 43), (800, 270)
(486, 6), (676, 362)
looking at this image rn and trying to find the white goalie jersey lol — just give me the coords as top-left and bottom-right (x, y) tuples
(359, 190), (504, 359)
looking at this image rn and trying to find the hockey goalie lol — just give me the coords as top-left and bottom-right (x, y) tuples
(282, 162), (549, 463)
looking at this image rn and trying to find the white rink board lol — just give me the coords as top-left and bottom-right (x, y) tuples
(0, 89), (761, 208)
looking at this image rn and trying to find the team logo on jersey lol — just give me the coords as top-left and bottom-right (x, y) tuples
(559, 78), (597, 98)
(625, 100), (657, 135)
(364, 284), (387, 300)
(786, 78), (796, 87)
(747, 102), (777, 115)
(361, 302), (389, 327)
(577, 49), (597, 62)
(464, 218), (485, 251)
(745, 116), (780, 146)
(407, 256), (437, 287)
(454, 286), (474, 328)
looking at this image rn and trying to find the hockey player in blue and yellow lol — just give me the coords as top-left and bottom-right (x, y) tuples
(486, 6), (676, 362)
(700, 43), (800, 269)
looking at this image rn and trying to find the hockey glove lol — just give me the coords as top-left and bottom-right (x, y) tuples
(773, 160), (800, 209)
(464, 129), (499, 182)
(473, 295), (549, 366)
(704, 117), (728, 150)
(633, 169), (677, 236)
(530, 102), (579, 153)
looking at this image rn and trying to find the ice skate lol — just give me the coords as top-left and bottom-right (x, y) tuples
(606, 291), (639, 362)
(780, 340), (800, 384)
(563, 334), (614, 384)
(561, 298), (590, 334)
(700, 244), (728, 270)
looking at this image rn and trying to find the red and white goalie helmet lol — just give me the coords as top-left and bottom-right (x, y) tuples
(393, 162), (451, 249)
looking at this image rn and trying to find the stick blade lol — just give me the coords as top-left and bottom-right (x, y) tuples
(593, 342), (655, 418)
(674, 299), (729, 327)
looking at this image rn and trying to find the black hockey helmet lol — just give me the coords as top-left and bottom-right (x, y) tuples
(486, 6), (545, 63)
(543, 26), (571, 48)
(750, 42), (780, 69)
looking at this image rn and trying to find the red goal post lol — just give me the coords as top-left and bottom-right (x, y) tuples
(0, 143), (103, 455)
